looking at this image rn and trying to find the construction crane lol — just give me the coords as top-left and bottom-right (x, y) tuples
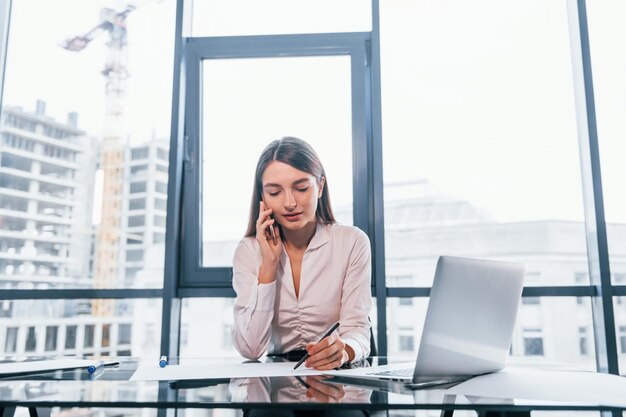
(62, 5), (138, 317)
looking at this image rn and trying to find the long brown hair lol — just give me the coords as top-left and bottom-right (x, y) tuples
(245, 137), (336, 237)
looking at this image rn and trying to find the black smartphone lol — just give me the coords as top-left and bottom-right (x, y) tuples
(262, 199), (277, 244)
(267, 214), (277, 244)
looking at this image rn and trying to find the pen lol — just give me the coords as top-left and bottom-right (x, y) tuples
(159, 355), (168, 368)
(293, 322), (340, 371)
(87, 360), (104, 374)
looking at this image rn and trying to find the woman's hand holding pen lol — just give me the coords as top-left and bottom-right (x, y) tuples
(304, 333), (353, 370)
(256, 201), (282, 283)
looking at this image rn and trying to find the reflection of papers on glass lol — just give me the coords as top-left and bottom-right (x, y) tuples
(130, 361), (322, 381)
(0, 359), (104, 377)
(447, 368), (626, 407)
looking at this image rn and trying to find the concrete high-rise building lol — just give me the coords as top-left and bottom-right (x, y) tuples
(381, 181), (626, 369)
(0, 102), (136, 358)
(118, 139), (171, 358)
(120, 138), (169, 289)
(0, 101), (97, 289)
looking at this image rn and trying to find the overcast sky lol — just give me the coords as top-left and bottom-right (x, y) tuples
(3, 0), (625, 247)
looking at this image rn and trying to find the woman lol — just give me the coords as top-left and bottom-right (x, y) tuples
(232, 137), (372, 370)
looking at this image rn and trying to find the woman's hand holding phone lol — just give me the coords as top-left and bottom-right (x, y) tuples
(256, 201), (282, 283)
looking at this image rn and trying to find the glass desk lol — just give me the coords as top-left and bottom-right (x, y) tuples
(0, 357), (623, 416)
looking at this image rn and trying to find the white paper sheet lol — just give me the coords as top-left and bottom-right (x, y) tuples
(130, 361), (324, 381)
(0, 359), (103, 376)
(322, 362), (416, 378)
(447, 368), (626, 407)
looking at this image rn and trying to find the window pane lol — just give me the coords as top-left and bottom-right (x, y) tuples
(201, 56), (353, 266)
(386, 298), (427, 360)
(132, 147), (150, 160)
(4, 327), (18, 353)
(523, 331), (544, 356)
(126, 249), (144, 262)
(154, 215), (166, 228)
(512, 298), (595, 370)
(25, 326), (37, 352)
(84, 324), (95, 348)
(0, 299), (160, 356)
(130, 182), (148, 193)
(398, 334), (414, 352)
(387, 297), (596, 370)
(180, 298), (239, 357)
(130, 164), (149, 175)
(155, 181), (167, 194)
(153, 233), (165, 244)
(586, 3), (626, 286)
(0, 0), (174, 289)
(380, 1), (585, 287)
(102, 323), (111, 347)
(45, 326), (58, 351)
(128, 215), (145, 227)
(154, 198), (167, 211)
(65, 325), (77, 350)
(182, 298), (377, 361)
(190, 0), (371, 37)
(579, 326), (589, 356)
(118, 323), (132, 345)
(129, 199), (146, 210)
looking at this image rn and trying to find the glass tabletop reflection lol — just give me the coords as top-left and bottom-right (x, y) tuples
(0, 356), (620, 412)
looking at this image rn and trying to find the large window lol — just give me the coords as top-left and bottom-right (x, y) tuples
(172, 0), (624, 374)
(179, 32), (372, 288)
(0, 299), (160, 356)
(577, 2), (626, 374)
(1, 0), (624, 382)
(0, 7), (175, 371)
(380, 1), (585, 288)
(375, 0), (622, 370)
(200, 56), (354, 267)
(1, 0), (174, 296)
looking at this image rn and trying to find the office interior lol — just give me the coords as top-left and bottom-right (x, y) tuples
(0, 0), (625, 410)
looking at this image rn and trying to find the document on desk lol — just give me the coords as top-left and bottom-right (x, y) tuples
(130, 361), (323, 381)
(0, 359), (102, 377)
(447, 367), (626, 407)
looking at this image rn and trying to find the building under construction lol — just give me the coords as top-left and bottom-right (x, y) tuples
(62, 6), (137, 316)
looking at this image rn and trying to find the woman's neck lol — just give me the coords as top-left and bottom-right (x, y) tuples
(282, 221), (317, 252)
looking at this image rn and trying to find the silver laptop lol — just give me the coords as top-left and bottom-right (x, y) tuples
(333, 256), (525, 387)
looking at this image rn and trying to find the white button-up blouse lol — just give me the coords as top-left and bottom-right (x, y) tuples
(232, 222), (372, 361)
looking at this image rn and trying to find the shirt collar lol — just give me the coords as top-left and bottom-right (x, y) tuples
(305, 222), (332, 252)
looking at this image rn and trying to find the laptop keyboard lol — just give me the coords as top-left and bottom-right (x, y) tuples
(367, 368), (413, 377)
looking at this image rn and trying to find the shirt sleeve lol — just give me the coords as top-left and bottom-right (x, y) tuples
(339, 229), (373, 361)
(231, 239), (276, 360)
